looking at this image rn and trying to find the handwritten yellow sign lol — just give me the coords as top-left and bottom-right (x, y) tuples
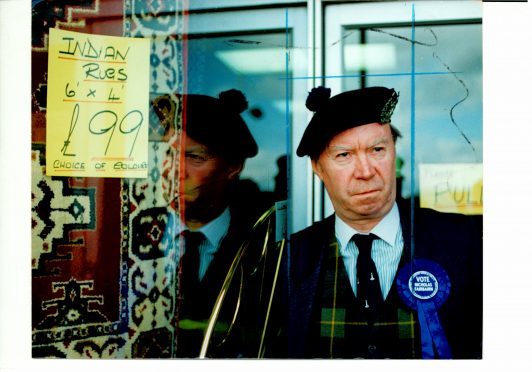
(46, 28), (150, 178)
(419, 163), (483, 215)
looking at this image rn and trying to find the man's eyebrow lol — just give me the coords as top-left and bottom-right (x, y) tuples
(328, 137), (391, 151)
(328, 145), (352, 151)
(185, 147), (208, 153)
(368, 137), (391, 147)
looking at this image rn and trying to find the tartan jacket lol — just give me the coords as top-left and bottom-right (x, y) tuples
(281, 200), (482, 359)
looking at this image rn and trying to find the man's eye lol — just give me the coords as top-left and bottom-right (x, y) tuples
(336, 152), (350, 158)
(373, 147), (385, 153)
(186, 153), (207, 162)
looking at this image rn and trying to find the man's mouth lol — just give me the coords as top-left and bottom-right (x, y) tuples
(353, 189), (379, 196)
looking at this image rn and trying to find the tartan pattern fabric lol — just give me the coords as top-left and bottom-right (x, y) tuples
(315, 239), (419, 358)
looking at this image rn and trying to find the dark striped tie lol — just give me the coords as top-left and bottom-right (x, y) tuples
(353, 233), (382, 324)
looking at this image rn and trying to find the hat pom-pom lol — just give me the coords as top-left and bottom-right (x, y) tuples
(305, 86), (331, 112)
(219, 89), (248, 114)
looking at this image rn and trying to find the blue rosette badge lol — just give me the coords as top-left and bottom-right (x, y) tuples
(396, 259), (452, 359)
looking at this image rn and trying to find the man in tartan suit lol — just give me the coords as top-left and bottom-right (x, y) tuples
(281, 86), (482, 359)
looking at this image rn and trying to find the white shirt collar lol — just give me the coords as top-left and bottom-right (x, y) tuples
(335, 202), (400, 252)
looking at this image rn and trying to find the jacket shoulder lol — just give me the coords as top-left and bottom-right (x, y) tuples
(288, 215), (335, 282)
(290, 214), (335, 246)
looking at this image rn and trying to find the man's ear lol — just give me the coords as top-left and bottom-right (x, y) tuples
(228, 163), (243, 180)
(311, 159), (323, 181)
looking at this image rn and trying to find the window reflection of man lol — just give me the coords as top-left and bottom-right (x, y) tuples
(173, 90), (260, 357)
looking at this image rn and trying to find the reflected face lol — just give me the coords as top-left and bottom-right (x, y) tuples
(183, 136), (241, 210)
(312, 123), (396, 228)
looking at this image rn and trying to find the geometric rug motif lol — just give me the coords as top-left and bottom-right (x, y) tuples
(125, 0), (183, 96)
(124, 140), (181, 357)
(31, 140), (182, 357)
(32, 0), (185, 358)
(31, 145), (128, 353)
(31, 0), (98, 50)
(31, 149), (95, 275)
(31, 142), (182, 357)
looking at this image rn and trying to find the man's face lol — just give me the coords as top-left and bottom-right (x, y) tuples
(182, 136), (241, 210)
(312, 123), (396, 229)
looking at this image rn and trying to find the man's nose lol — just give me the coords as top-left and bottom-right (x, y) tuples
(353, 155), (375, 179)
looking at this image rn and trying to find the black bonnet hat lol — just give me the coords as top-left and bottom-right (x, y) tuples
(296, 86), (399, 158)
(180, 89), (258, 161)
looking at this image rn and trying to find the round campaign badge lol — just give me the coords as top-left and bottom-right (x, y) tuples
(396, 259), (451, 310)
(396, 259), (453, 358)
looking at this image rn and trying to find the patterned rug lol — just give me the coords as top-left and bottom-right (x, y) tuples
(31, 0), (185, 358)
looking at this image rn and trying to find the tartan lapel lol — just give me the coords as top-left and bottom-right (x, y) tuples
(288, 216), (335, 357)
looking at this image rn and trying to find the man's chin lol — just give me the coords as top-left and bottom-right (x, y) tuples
(347, 199), (390, 217)
(181, 190), (197, 201)
(349, 194), (380, 208)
